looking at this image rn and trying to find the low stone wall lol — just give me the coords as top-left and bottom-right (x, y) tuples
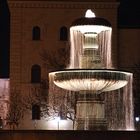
(0, 130), (139, 140)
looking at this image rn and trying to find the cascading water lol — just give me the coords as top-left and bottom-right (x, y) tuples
(69, 29), (112, 69)
(105, 75), (134, 130)
(49, 9), (134, 130)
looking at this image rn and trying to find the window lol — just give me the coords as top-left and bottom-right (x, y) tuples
(32, 26), (40, 40)
(31, 65), (41, 83)
(32, 104), (40, 120)
(60, 26), (68, 41)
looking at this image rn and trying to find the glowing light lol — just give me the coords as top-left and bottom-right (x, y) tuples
(55, 117), (60, 122)
(47, 117), (71, 130)
(85, 9), (96, 18)
(48, 117), (60, 130)
(135, 117), (140, 122)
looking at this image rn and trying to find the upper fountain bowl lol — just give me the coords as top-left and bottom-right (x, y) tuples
(70, 13), (112, 34)
(49, 69), (132, 93)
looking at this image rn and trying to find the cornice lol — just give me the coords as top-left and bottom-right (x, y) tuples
(8, 1), (119, 9)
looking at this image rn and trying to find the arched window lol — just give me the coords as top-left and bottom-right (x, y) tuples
(32, 26), (40, 40)
(31, 64), (41, 83)
(32, 104), (40, 120)
(60, 26), (68, 41)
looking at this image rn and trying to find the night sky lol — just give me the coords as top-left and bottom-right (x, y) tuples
(118, 0), (140, 28)
(0, 0), (10, 78)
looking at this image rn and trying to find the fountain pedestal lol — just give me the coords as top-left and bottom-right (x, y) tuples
(75, 92), (107, 130)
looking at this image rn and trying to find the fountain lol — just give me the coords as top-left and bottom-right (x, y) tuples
(49, 9), (133, 130)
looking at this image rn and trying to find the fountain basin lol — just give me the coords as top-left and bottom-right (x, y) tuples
(50, 69), (131, 92)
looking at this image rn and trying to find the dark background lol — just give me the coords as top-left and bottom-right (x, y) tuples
(118, 0), (140, 28)
(0, 0), (10, 78)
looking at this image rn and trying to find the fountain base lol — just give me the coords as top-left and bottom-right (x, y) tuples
(75, 118), (107, 130)
(75, 92), (107, 130)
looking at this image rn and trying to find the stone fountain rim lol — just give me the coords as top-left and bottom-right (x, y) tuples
(49, 69), (132, 82)
(49, 69), (132, 75)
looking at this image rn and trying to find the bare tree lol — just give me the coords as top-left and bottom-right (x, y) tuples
(39, 46), (77, 122)
(23, 80), (77, 122)
(6, 90), (24, 129)
(23, 79), (50, 119)
(21, 45), (77, 124)
(47, 90), (77, 125)
(40, 46), (70, 72)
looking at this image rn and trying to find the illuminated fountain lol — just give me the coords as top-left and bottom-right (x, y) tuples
(49, 10), (134, 130)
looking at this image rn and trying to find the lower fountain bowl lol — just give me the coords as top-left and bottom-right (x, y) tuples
(49, 69), (132, 92)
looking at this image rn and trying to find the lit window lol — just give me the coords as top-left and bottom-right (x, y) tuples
(31, 65), (41, 83)
(32, 26), (40, 40)
(60, 26), (68, 41)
